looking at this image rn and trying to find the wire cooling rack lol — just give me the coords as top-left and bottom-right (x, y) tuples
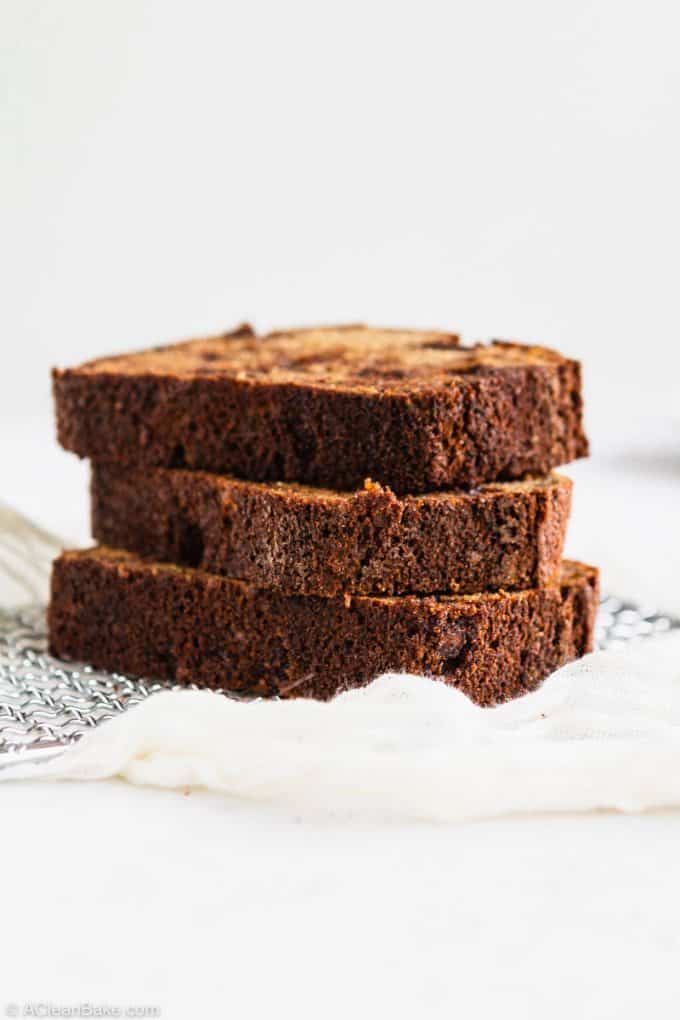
(1, 596), (678, 757)
(1, 497), (678, 759)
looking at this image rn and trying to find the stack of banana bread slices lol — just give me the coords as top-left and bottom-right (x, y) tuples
(49, 324), (599, 705)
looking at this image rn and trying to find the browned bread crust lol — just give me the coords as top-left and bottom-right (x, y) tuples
(91, 465), (572, 596)
(54, 324), (588, 494)
(48, 550), (599, 706)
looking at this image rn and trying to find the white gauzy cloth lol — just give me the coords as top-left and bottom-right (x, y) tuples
(4, 634), (680, 823)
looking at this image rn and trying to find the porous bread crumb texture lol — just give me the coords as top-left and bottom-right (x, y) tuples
(54, 324), (588, 494)
(91, 465), (572, 596)
(48, 549), (599, 707)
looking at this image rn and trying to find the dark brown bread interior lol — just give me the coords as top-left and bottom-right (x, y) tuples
(54, 324), (588, 493)
(91, 465), (572, 596)
(48, 549), (599, 707)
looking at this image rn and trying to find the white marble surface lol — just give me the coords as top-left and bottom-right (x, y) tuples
(5, 782), (680, 1019)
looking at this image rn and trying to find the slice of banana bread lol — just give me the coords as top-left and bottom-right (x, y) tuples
(54, 324), (587, 493)
(48, 550), (598, 706)
(91, 465), (572, 596)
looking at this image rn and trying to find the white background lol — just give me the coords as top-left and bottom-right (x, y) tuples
(2, 2), (680, 1017)
(2, 0), (680, 558)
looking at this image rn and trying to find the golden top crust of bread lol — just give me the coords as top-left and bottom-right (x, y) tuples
(68, 323), (570, 393)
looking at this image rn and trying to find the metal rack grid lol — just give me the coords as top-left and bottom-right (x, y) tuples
(1, 597), (678, 757)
